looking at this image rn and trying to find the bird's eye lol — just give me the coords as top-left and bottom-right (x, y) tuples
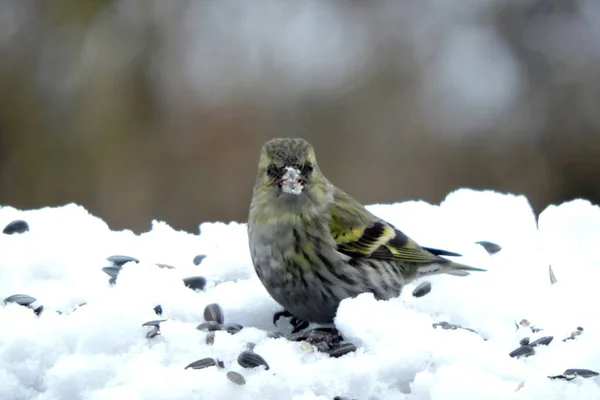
(266, 164), (276, 177)
(303, 162), (314, 174)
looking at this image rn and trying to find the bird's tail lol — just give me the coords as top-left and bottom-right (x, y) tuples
(416, 260), (486, 278)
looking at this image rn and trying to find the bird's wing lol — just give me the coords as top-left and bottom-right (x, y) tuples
(328, 190), (448, 265)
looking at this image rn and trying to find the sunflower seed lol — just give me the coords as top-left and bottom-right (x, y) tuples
(193, 254), (207, 265)
(142, 319), (167, 327)
(185, 357), (221, 370)
(222, 323), (243, 334)
(3, 220), (29, 234)
(101, 266), (122, 278)
(300, 341), (314, 352)
(183, 276), (207, 291)
(205, 332), (215, 345)
(107, 255), (139, 266)
(549, 265), (558, 284)
(146, 326), (160, 339)
(203, 303), (224, 324)
(327, 343), (357, 358)
(4, 294), (44, 315)
(154, 305), (163, 316)
(563, 368), (599, 378)
(519, 337), (530, 346)
(155, 263), (175, 269)
(237, 350), (270, 370)
(509, 345), (535, 358)
(529, 336), (553, 347)
(412, 281), (431, 298)
(476, 241), (502, 255)
(196, 321), (222, 331)
(226, 371), (246, 385)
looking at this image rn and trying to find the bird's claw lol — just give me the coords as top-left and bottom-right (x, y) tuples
(272, 310), (310, 333)
(273, 310), (294, 325)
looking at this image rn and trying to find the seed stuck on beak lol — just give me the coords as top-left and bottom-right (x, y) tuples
(280, 166), (304, 195)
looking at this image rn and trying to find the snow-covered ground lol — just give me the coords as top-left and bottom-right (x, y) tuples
(0, 189), (598, 400)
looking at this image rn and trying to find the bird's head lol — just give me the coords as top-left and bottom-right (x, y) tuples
(252, 138), (333, 214)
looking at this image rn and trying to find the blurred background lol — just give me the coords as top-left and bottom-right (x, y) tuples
(1, 0), (600, 232)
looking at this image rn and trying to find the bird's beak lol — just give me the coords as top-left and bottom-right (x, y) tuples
(280, 166), (304, 195)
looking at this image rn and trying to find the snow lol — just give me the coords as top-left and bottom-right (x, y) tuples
(1, 188), (599, 400)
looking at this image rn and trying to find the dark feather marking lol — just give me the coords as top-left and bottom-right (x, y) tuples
(318, 252), (356, 287)
(313, 269), (336, 299)
(422, 246), (462, 257)
(388, 229), (409, 248)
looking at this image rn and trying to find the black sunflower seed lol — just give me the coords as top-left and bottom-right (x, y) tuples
(185, 357), (222, 370)
(154, 305), (163, 316)
(142, 319), (167, 327)
(519, 337), (530, 346)
(101, 266), (121, 278)
(222, 323), (243, 334)
(327, 343), (357, 358)
(3, 220), (29, 234)
(476, 241), (502, 255)
(237, 350), (270, 370)
(529, 336), (553, 347)
(412, 281), (431, 298)
(196, 321), (222, 331)
(509, 345), (535, 358)
(107, 255), (139, 266)
(563, 368), (599, 378)
(226, 371), (246, 385)
(146, 326), (160, 339)
(203, 303), (224, 324)
(193, 255), (207, 265)
(183, 276), (207, 291)
(4, 294), (44, 315)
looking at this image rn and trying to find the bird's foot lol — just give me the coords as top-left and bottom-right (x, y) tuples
(290, 326), (344, 351)
(272, 309), (310, 333)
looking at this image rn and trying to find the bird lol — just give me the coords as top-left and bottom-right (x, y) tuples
(247, 138), (484, 329)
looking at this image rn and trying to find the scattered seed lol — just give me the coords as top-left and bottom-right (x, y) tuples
(196, 321), (222, 331)
(549, 265), (558, 284)
(154, 305), (163, 316)
(226, 371), (246, 385)
(299, 341), (314, 353)
(237, 350), (270, 370)
(205, 332), (215, 345)
(432, 321), (478, 334)
(519, 337), (530, 346)
(412, 281), (431, 298)
(101, 266), (122, 279)
(476, 241), (502, 255)
(222, 323), (243, 334)
(529, 336), (553, 347)
(107, 255), (139, 266)
(291, 319), (310, 334)
(183, 276), (207, 291)
(108, 277), (117, 286)
(146, 326), (160, 339)
(509, 345), (535, 358)
(563, 368), (599, 378)
(4, 294), (44, 315)
(155, 263), (175, 269)
(203, 303), (224, 324)
(142, 319), (167, 327)
(193, 255), (207, 265)
(185, 357), (221, 370)
(3, 220), (29, 234)
(327, 343), (357, 358)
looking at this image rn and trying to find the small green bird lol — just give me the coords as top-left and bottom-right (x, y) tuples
(248, 138), (484, 327)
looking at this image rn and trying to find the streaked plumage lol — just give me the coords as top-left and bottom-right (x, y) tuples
(248, 138), (484, 324)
